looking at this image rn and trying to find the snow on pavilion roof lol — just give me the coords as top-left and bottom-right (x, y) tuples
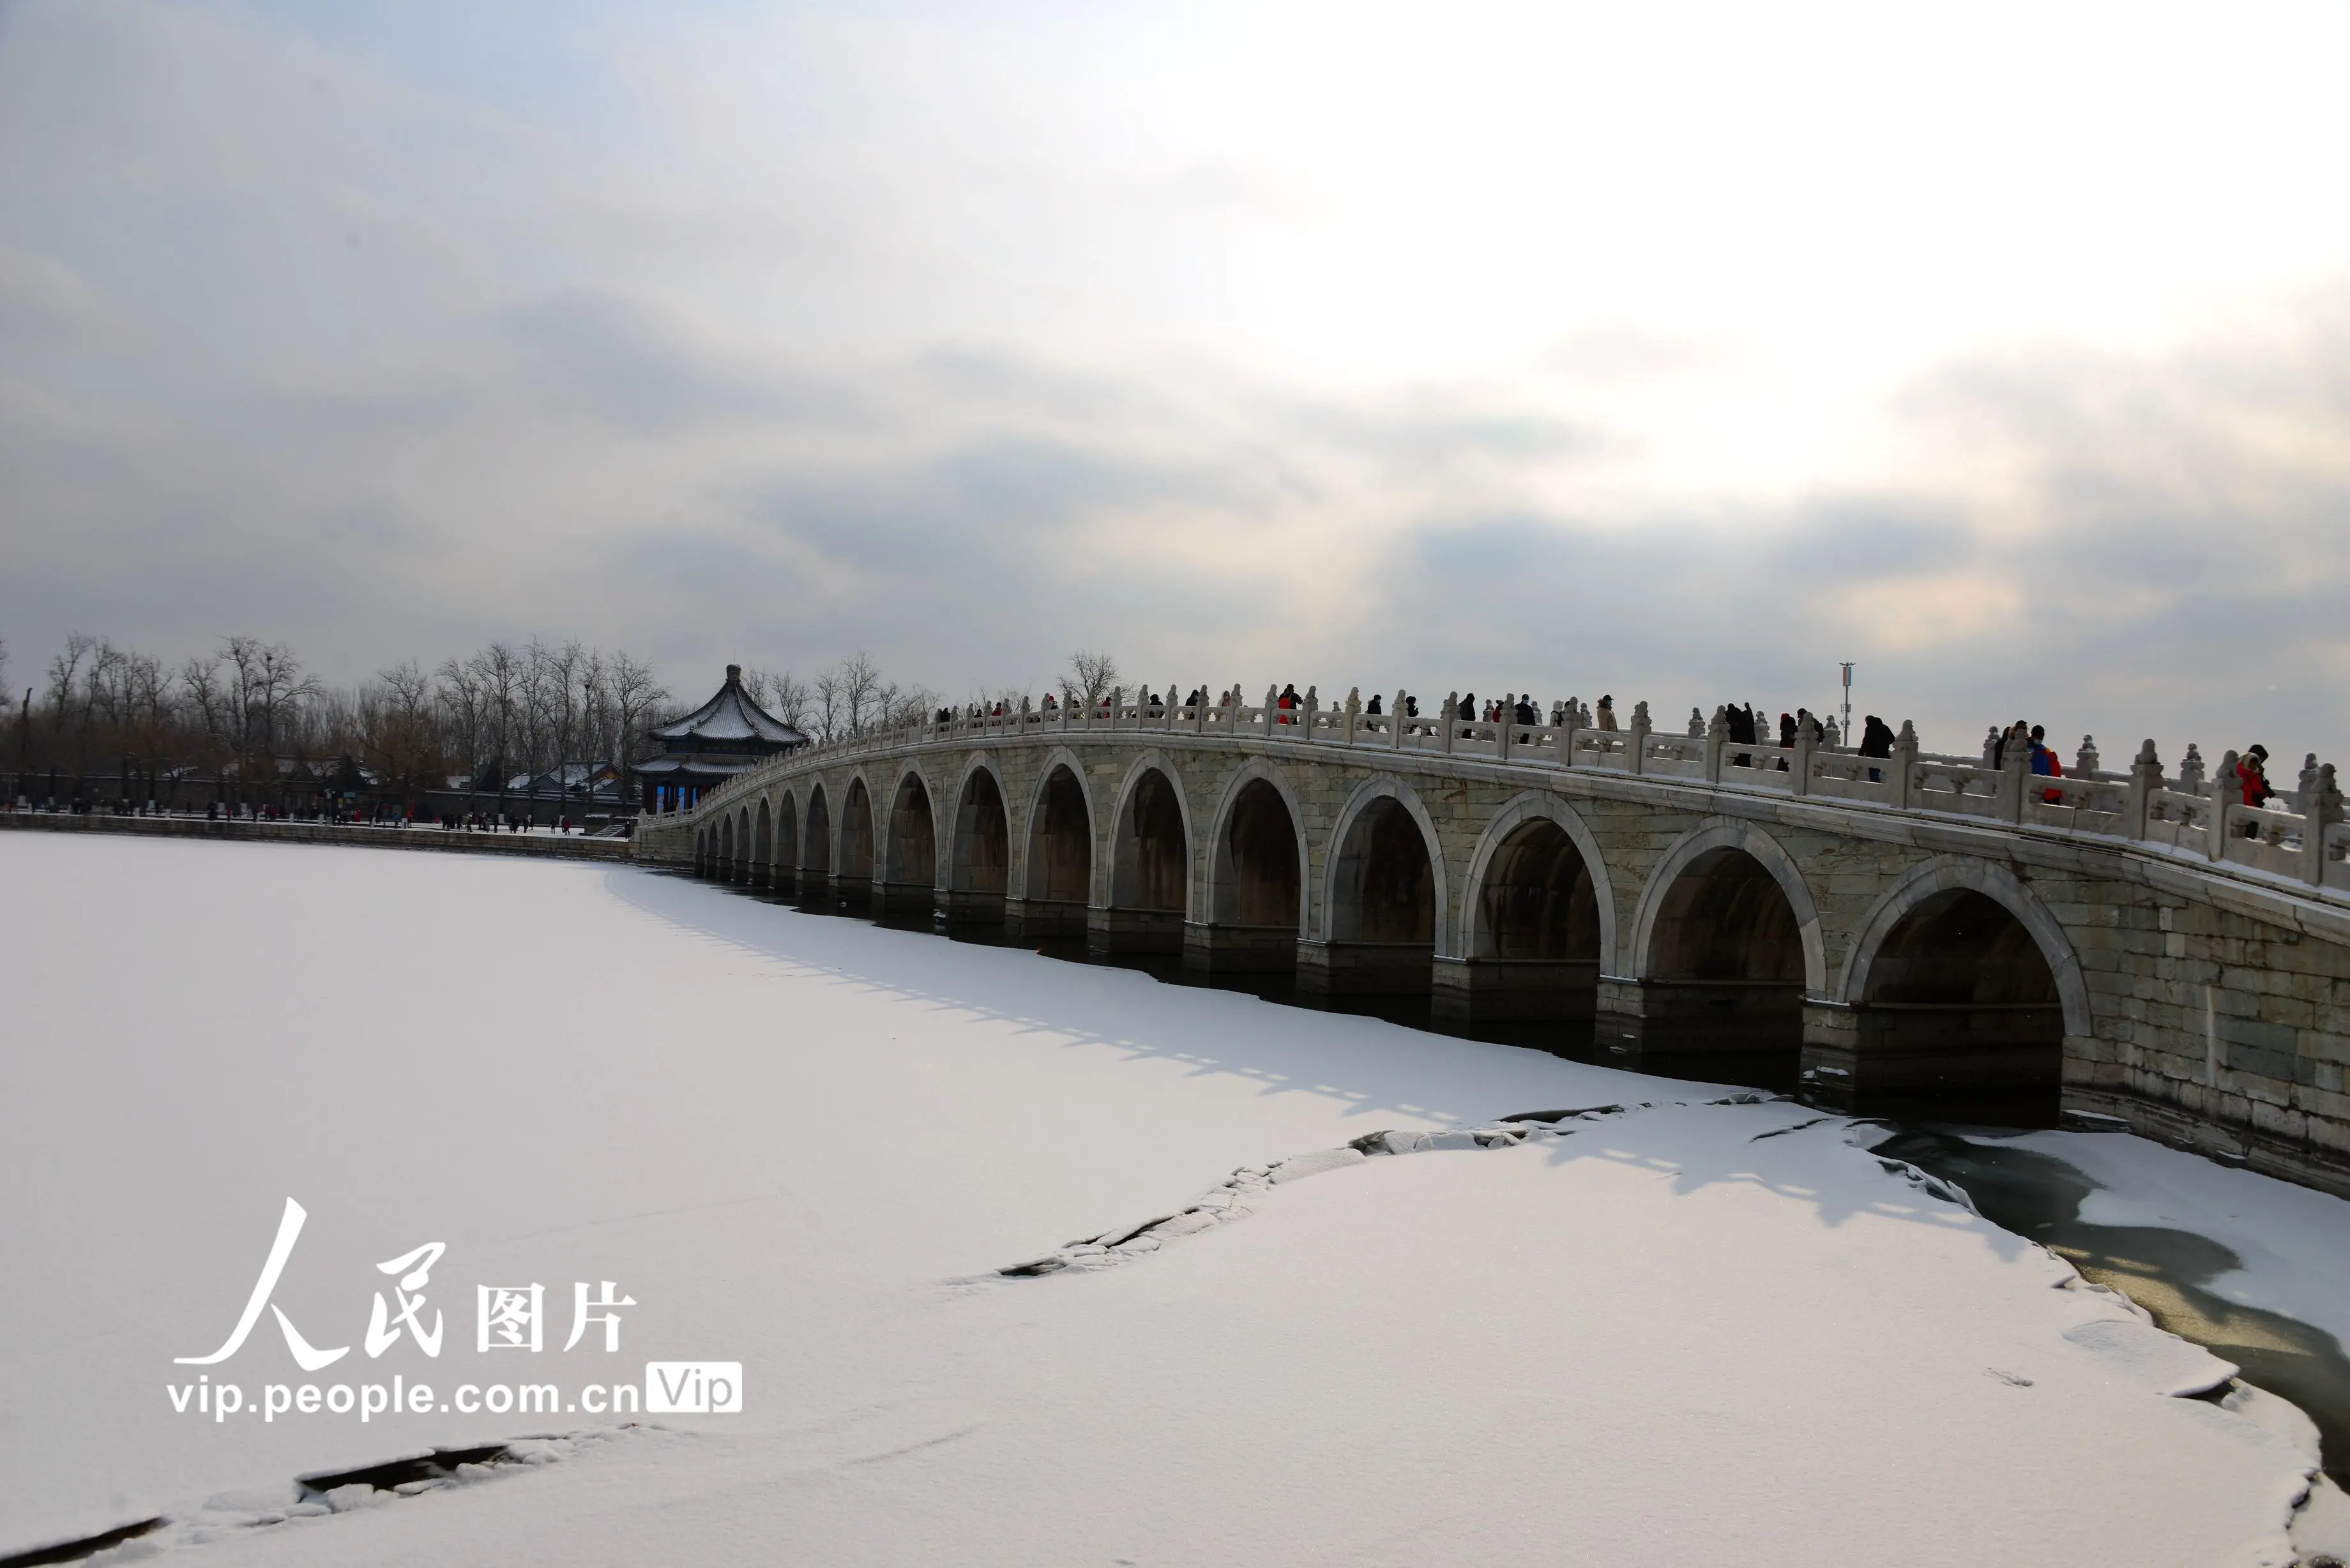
(648, 666), (805, 749)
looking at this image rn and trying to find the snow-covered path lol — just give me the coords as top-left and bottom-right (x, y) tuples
(0, 836), (2330, 1565)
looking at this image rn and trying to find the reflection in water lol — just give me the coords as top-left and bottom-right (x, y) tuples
(733, 878), (2349, 1484)
(1880, 1129), (2350, 1488)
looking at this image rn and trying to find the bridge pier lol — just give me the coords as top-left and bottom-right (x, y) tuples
(1295, 939), (1432, 1000)
(1182, 921), (1297, 977)
(1004, 895), (1086, 942)
(1431, 956), (1598, 1025)
(1595, 976), (1803, 1087)
(940, 888), (1004, 928)
(877, 880), (933, 923)
(1800, 999), (2065, 1122)
(1086, 905), (1181, 957)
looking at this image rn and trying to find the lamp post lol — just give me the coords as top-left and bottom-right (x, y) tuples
(1838, 662), (1853, 747)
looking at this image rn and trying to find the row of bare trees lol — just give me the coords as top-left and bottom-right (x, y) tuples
(1, 633), (673, 815)
(0, 632), (1116, 811)
(739, 651), (943, 744)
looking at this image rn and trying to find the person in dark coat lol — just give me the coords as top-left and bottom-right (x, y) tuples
(1726, 703), (1755, 767)
(1860, 714), (1895, 783)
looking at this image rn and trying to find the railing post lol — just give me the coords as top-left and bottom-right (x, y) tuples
(1999, 744), (2025, 823)
(1704, 705), (1726, 786)
(1263, 686), (1278, 738)
(1391, 691), (1407, 750)
(2210, 750), (2239, 860)
(1344, 687), (1361, 746)
(1628, 701), (1650, 776)
(1441, 693), (1458, 756)
(1498, 695), (1514, 762)
(1793, 713), (1814, 797)
(2304, 764), (2339, 886)
(1303, 684), (1319, 743)
(1892, 721), (1918, 810)
(2124, 739), (2160, 840)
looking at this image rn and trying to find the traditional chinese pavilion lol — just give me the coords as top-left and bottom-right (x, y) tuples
(632, 665), (805, 814)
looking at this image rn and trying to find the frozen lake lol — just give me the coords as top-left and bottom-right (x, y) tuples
(1, 833), (2340, 1567)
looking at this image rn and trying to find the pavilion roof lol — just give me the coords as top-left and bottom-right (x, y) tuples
(648, 665), (805, 748)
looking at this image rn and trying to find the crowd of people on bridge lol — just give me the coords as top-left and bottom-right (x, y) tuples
(913, 688), (2296, 836)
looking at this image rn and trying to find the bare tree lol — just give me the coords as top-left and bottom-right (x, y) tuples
(837, 651), (889, 737)
(876, 679), (940, 731)
(221, 637), (319, 756)
(433, 655), (487, 804)
(743, 667), (813, 732)
(1059, 649), (1120, 711)
(360, 660), (442, 815)
(467, 642), (524, 817)
(812, 665), (846, 744)
(602, 651), (669, 765)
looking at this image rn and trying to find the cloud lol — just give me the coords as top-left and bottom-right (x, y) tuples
(1, 0), (2347, 767)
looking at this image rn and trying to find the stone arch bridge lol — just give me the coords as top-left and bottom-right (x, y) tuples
(636, 691), (2350, 1195)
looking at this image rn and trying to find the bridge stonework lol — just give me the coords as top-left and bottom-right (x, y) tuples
(637, 700), (2350, 1197)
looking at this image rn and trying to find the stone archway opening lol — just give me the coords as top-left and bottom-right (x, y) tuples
(1616, 846), (1804, 1085)
(800, 787), (834, 904)
(1192, 778), (1301, 977)
(694, 827), (710, 877)
(1837, 889), (2064, 1124)
(752, 800), (773, 889)
(882, 775), (937, 922)
(1095, 767), (1186, 956)
(838, 779), (876, 912)
(1015, 765), (1092, 940)
(775, 794), (800, 897)
(1438, 817), (1601, 1028)
(1308, 795), (1435, 999)
(947, 770), (1010, 927)
(717, 817), (736, 882)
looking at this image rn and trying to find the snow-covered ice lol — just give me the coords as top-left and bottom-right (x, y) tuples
(0, 834), (2337, 1565)
(1974, 1126), (2350, 1356)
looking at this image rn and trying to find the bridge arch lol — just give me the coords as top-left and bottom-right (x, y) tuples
(694, 825), (710, 877)
(1098, 751), (1190, 954)
(773, 789), (800, 891)
(1195, 759), (1310, 976)
(752, 798), (773, 887)
(717, 815), (736, 882)
(837, 774), (877, 907)
(1617, 818), (1823, 1077)
(1019, 750), (1095, 939)
(1628, 818), (1826, 992)
(883, 765), (940, 918)
(1443, 792), (1614, 1026)
(1310, 774), (1448, 999)
(1819, 857), (2090, 1122)
(946, 755), (1012, 924)
(801, 784), (833, 881)
(1458, 792), (1617, 971)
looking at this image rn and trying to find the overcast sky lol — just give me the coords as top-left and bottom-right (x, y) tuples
(3, 0), (2347, 763)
